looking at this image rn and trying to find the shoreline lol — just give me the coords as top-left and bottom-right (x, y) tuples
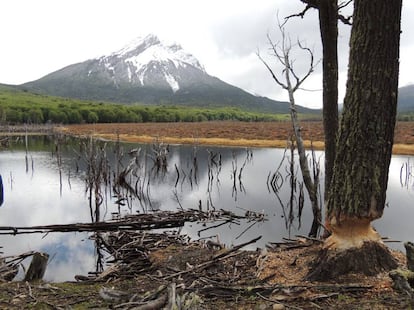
(57, 125), (414, 155)
(0, 122), (413, 155)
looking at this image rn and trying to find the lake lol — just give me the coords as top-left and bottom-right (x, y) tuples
(0, 135), (413, 282)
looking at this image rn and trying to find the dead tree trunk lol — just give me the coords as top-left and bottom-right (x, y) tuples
(258, 20), (321, 237)
(24, 252), (49, 282)
(285, 69), (321, 238)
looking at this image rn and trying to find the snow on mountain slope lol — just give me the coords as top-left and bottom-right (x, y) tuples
(20, 33), (309, 114)
(94, 34), (205, 92)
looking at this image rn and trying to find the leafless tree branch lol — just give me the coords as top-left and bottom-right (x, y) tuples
(256, 51), (287, 90)
(338, 0), (352, 10)
(338, 14), (352, 25)
(258, 17), (321, 237)
(286, 0), (353, 25)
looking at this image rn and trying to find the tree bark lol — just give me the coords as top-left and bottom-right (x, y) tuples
(318, 0), (338, 202)
(325, 0), (402, 249)
(307, 241), (397, 281)
(287, 82), (320, 238)
(24, 252), (49, 282)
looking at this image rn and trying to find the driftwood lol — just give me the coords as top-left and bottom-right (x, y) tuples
(24, 252), (49, 282)
(0, 209), (265, 235)
(0, 251), (42, 281)
(0, 258), (18, 281)
(163, 236), (262, 280)
(87, 235), (378, 308)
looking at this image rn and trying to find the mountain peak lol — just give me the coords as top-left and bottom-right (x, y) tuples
(21, 35), (312, 115)
(94, 34), (205, 92)
(112, 34), (161, 57)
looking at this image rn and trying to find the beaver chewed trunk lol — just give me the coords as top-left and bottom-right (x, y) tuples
(307, 216), (397, 281)
(307, 0), (402, 281)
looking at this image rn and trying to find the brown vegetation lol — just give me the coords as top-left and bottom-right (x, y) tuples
(57, 121), (414, 154)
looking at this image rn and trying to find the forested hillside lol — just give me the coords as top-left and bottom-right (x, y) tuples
(0, 85), (295, 124)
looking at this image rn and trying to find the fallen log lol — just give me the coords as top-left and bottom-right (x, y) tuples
(0, 209), (265, 235)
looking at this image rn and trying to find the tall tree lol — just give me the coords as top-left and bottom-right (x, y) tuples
(317, 0), (339, 203)
(290, 0), (351, 203)
(308, 0), (402, 280)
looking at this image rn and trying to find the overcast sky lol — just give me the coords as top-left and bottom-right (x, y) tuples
(1, 0), (413, 108)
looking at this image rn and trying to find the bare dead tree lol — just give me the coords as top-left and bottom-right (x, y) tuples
(258, 20), (321, 237)
(286, 0), (353, 210)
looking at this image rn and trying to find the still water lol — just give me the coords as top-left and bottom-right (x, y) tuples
(0, 135), (413, 281)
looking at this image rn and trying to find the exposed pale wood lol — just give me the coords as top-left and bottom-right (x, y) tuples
(324, 217), (381, 250)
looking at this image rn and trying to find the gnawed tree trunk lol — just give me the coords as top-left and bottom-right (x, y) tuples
(309, 0), (402, 280)
(307, 241), (397, 281)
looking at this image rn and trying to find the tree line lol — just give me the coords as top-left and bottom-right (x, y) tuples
(0, 89), (291, 124)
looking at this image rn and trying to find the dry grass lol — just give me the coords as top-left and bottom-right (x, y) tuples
(58, 121), (414, 155)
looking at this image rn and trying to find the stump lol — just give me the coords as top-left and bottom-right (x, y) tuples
(404, 242), (414, 272)
(389, 241), (414, 296)
(306, 241), (398, 281)
(24, 252), (49, 281)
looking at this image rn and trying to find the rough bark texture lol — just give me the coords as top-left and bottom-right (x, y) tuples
(318, 0), (338, 202)
(327, 0), (402, 223)
(309, 0), (402, 280)
(307, 241), (398, 281)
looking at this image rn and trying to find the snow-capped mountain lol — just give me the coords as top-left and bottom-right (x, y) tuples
(21, 34), (315, 114)
(93, 34), (206, 93)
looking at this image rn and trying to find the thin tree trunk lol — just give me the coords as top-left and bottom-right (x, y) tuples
(318, 0), (338, 201)
(285, 63), (320, 237)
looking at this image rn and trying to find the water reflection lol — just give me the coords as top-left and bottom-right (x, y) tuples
(0, 135), (413, 281)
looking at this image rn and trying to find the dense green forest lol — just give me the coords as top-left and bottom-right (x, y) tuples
(0, 85), (294, 124)
(0, 85), (412, 124)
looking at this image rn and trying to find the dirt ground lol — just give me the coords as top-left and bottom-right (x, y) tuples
(58, 121), (414, 155)
(1, 236), (412, 310)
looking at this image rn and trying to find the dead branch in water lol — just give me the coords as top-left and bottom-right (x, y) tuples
(0, 209), (266, 235)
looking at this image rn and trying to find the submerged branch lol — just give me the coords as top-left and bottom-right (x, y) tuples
(0, 209), (266, 235)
